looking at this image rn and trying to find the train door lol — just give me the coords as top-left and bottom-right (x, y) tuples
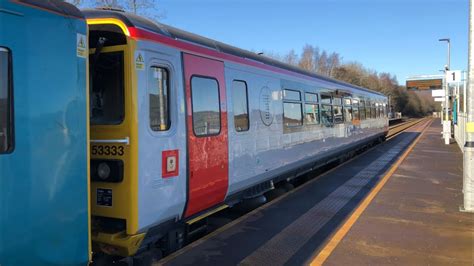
(183, 53), (229, 217)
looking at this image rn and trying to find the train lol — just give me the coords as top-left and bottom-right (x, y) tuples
(0, 1), (388, 265)
(0, 0), (90, 265)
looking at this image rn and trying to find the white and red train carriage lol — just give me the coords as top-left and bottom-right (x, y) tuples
(85, 9), (388, 259)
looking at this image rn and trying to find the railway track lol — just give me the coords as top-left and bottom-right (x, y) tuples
(387, 118), (427, 139)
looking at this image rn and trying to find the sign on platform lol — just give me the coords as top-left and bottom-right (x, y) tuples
(434, 97), (446, 102)
(406, 78), (443, 90)
(446, 70), (462, 83)
(431, 89), (445, 97)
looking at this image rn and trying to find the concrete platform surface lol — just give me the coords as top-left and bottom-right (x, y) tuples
(324, 120), (474, 265)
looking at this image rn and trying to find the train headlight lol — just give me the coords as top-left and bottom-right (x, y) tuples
(91, 159), (124, 183)
(97, 163), (111, 180)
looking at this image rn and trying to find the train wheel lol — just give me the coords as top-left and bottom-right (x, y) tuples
(265, 188), (286, 201)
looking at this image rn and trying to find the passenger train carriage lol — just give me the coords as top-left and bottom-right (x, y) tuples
(0, 1), (90, 265)
(85, 9), (388, 259)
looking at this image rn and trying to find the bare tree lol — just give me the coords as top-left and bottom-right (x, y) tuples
(66, 0), (165, 21)
(317, 51), (328, 76)
(327, 52), (341, 78)
(298, 44), (316, 72)
(283, 49), (299, 66)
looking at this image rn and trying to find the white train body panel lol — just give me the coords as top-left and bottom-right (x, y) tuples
(136, 41), (187, 231)
(134, 40), (387, 231)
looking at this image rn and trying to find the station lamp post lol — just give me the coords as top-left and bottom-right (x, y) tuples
(439, 38), (451, 144)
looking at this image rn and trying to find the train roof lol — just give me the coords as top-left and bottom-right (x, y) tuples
(83, 9), (385, 97)
(18, 0), (84, 19)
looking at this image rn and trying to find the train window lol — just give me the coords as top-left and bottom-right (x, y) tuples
(365, 100), (371, 119)
(304, 92), (319, 125)
(284, 103), (303, 127)
(191, 76), (221, 136)
(0, 48), (13, 153)
(321, 104), (333, 126)
(343, 98), (352, 123)
(232, 80), (249, 132)
(333, 97), (343, 124)
(333, 106), (343, 124)
(149, 67), (170, 131)
(320, 94), (331, 104)
(376, 103), (380, 118)
(371, 102), (377, 119)
(305, 104), (320, 125)
(359, 100), (366, 120)
(305, 92), (318, 103)
(284, 89), (301, 101)
(90, 51), (125, 125)
(283, 89), (303, 127)
(352, 100), (360, 121)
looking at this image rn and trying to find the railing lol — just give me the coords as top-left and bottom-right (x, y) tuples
(455, 112), (467, 152)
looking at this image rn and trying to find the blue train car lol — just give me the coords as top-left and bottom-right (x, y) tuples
(0, 1), (90, 265)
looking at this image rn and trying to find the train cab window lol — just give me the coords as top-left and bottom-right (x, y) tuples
(359, 100), (366, 120)
(149, 67), (170, 131)
(352, 99), (360, 121)
(191, 76), (221, 136)
(232, 80), (249, 132)
(0, 48), (13, 153)
(283, 89), (303, 127)
(304, 92), (319, 125)
(333, 97), (343, 124)
(90, 51), (125, 125)
(343, 98), (352, 123)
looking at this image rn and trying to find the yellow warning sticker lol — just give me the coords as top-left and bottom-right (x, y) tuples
(135, 52), (145, 70)
(77, 33), (87, 58)
(467, 122), (474, 133)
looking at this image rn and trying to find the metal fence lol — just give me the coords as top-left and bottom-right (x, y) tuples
(455, 112), (467, 152)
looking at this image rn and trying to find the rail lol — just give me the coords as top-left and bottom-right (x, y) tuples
(387, 118), (427, 140)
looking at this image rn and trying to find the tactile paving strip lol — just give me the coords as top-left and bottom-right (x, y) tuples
(240, 139), (410, 265)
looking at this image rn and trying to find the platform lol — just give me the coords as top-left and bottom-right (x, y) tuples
(321, 119), (474, 265)
(157, 119), (473, 266)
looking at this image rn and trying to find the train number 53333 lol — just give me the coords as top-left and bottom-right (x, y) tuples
(91, 145), (124, 156)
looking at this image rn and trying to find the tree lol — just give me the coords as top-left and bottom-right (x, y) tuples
(298, 44), (316, 72)
(283, 50), (299, 66)
(66, 0), (165, 21)
(327, 52), (341, 78)
(317, 51), (328, 76)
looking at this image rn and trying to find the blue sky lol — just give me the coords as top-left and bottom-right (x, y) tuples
(156, 0), (468, 85)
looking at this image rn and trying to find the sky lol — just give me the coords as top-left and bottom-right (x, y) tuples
(154, 0), (469, 85)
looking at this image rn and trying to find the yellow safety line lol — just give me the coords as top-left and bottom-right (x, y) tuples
(186, 205), (229, 225)
(310, 118), (433, 266)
